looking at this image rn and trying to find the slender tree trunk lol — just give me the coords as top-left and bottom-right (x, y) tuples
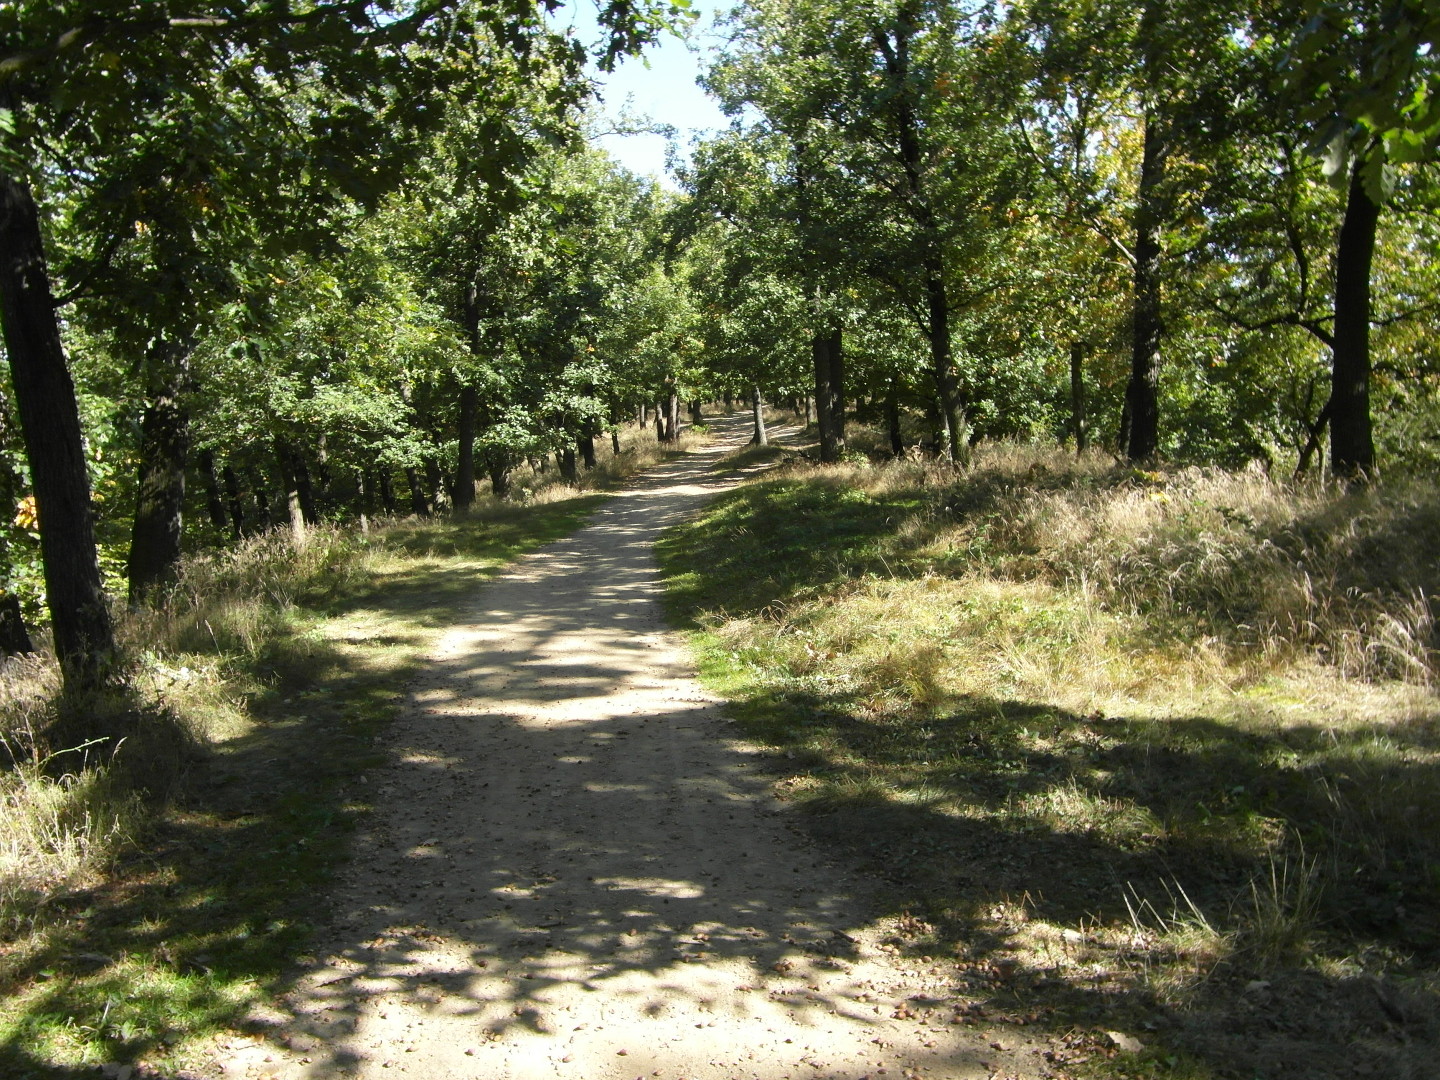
(454, 384), (479, 511)
(924, 271), (965, 463)
(560, 445), (578, 482)
(1070, 341), (1089, 455)
(425, 457), (448, 513)
(0, 171), (114, 689)
(811, 328), (847, 460)
(488, 454), (510, 499)
(1125, 103), (1166, 461)
(127, 343), (192, 605)
(314, 432), (332, 508)
(405, 466), (429, 516)
(355, 469), (371, 533)
(751, 384), (768, 446)
(654, 400), (666, 442)
(454, 282), (483, 510)
(222, 464), (245, 540)
(274, 439), (307, 546)
(247, 467), (274, 531)
(377, 470), (397, 516)
(0, 592), (33, 655)
(886, 385), (903, 457)
(294, 447), (318, 524)
(663, 387), (680, 442)
(579, 427), (596, 470)
(1329, 158), (1379, 480)
(198, 448), (227, 532)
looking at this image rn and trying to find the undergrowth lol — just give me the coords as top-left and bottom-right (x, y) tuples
(0, 421), (688, 1078)
(659, 435), (1440, 1080)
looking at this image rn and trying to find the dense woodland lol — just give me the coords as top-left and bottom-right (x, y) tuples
(0, 0), (1437, 704)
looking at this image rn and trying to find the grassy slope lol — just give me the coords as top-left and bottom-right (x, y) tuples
(0, 497), (604, 1079)
(658, 445), (1440, 1080)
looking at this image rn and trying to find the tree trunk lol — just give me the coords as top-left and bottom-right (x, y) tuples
(1329, 158), (1379, 481)
(1125, 103), (1166, 461)
(355, 469), (371, 533)
(663, 387), (680, 442)
(198, 448), (227, 533)
(560, 445), (578, 482)
(405, 466), (429, 516)
(653, 402), (664, 441)
(751, 384), (768, 446)
(723, 390), (734, 412)
(314, 432), (332, 508)
(275, 439), (307, 546)
(126, 342), (191, 605)
(886, 385), (903, 457)
(247, 467), (274, 531)
(1070, 341), (1089, 455)
(377, 470), (397, 516)
(453, 383), (478, 510)
(0, 592), (33, 655)
(579, 431), (596, 470)
(0, 171), (114, 690)
(812, 327), (846, 460)
(222, 464), (245, 540)
(425, 457), (448, 513)
(689, 399), (702, 424)
(488, 454), (510, 498)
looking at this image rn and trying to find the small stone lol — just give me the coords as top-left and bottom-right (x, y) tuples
(1107, 1031), (1144, 1054)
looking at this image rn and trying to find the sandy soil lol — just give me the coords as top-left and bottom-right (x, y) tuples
(216, 416), (1038, 1080)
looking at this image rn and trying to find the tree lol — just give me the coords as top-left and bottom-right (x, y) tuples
(1284, 0), (1440, 478)
(0, 0), (679, 692)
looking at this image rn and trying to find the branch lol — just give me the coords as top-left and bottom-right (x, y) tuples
(1205, 298), (1335, 349)
(1016, 118), (1137, 269)
(51, 232), (126, 308)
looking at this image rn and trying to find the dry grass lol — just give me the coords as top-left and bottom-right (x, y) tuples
(662, 437), (1440, 1079)
(0, 447), (646, 1073)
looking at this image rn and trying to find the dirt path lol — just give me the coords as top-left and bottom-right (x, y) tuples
(230, 416), (1022, 1080)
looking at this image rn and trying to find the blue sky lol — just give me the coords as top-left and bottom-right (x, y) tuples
(556, 1), (733, 187)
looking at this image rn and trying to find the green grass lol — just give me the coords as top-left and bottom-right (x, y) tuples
(0, 496), (604, 1078)
(658, 443), (1440, 1080)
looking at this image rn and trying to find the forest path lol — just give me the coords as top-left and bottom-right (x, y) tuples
(249, 415), (1013, 1080)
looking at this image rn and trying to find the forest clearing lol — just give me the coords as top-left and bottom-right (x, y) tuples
(2, 0), (1438, 1077)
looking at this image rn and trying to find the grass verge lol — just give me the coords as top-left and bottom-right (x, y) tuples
(658, 438), (1440, 1080)
(0, 423), (698, 1078)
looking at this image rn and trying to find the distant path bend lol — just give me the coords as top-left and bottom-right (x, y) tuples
(252, 414), (1002, 1080)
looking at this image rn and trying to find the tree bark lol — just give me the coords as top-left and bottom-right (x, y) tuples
(0, 592), (33, 655)
(377, 470), (397, 516)
(126, 341), (192, 605)
(425, 456), (448, 513)
(1125, 102), (1166, 461)
(247, 467), (274, 531)
(0, 171), (114, 689)
(751, 384), (768, 446)
(355, 469), (371, 533)
(275, 439), (308, 545)
(453, 383), (478, 510)
(222, 464), (245, 540)
(886, 385), (903, 457)
(653, 402), (664, 441)
(812, 329), (847, 462)
(560, 445), (578, 482)
(1070, 341), (1089, 455)
(662, 385), (680, 443)
(405, 466), (429, 516)
(1329, 158), (1379, 481)
(198, 449), (227, 532)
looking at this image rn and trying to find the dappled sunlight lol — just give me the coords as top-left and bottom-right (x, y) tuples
(261, 414), (1005, 1080)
